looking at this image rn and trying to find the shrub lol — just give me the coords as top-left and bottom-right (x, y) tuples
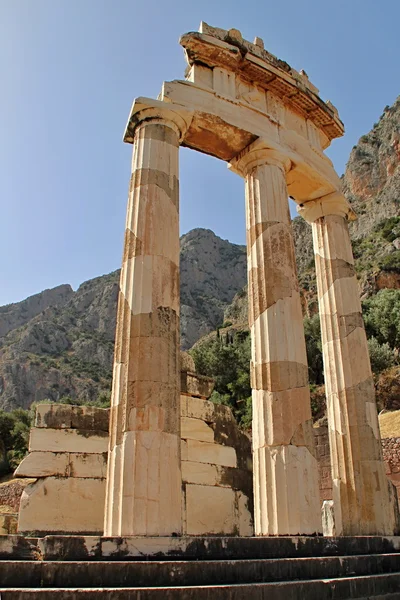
(379, 251), (400, 273)
(363, 289), (400, 349)
(368, 337), (396, 374)
(191, 332), (251, 428)
(0, 408), (31, 474)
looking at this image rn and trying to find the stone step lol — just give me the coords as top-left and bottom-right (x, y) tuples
(2, 535), (400, 561)
(1, 554), (400, 588)
(1, 573), (400, 599)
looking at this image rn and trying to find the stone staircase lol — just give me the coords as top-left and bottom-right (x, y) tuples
(1, 535), (400, 598)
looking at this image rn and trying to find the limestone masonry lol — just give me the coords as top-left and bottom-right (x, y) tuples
(16, 361), (253, 536)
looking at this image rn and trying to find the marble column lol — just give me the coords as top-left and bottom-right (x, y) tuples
(300, 194), (400, 536)
(231, 146), (321, 536)
(104, 118), (182, 536)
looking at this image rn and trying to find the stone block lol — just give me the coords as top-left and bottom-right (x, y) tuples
(322, 500), (336, 536)
(182, 461), (219, 486)
(180, 395), (188, 417)
(68, 453), (107, 479)
(181, 417), (214, 443)
(180, 352), (195, 372)
(186, 398), (215, 421)
(185, 484), (236, 535)
(237, 490), (253, 536)
(34, 404), (109, 431)
(181, 371), (215, 398)
(14, 451), (69, 478)
(0, 514), (18, 535)
(71, 406), (110, 432)
(29, 428), (108, 454)
(18, 477), (105, 534)
(35, 404), (73, 429)
(186, 439), (237, 468)
(181, 440), (188, 461)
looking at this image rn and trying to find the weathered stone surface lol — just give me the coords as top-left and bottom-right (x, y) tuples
(186, 440), (237, 468)
(18, 477), (106, 534)
(69, 453), (107, 479)
(16, 450), (107, 480)
(180, 371), (215, 398)
(15, 451), (69, 478)
(180, 352), (195, 372)
(0, 513), (18, 535)
(181, 417), (214, 443)
(185, 484), (236, 535)
(322, 500), (335, 536)
(29, 428), (108, 454)
(185, 397), (216, 421)
(182, 461), (219, 486)
(3, 532), (400, 561)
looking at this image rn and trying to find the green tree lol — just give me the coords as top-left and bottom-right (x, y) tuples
(367, 337), (396, 374)
(363, 289), (400, 349)
(191, 331), (252, 428)
(0, 408), (31, 474)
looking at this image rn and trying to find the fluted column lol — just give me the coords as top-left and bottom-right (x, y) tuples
(300, 194), (400, 536)
(231, 145), (321, 536)
(104, 118), (182, 536)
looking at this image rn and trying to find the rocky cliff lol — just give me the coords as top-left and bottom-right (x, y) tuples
(0, 286), (74, 339)
(180, 229), (246, 348)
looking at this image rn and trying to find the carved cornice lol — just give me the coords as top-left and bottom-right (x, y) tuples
(180, 23), (344, 142)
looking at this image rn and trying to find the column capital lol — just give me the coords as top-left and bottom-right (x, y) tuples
(297, 191), (357, 223)
(229, 140), (291, 177)
(123, 97), (194, 144)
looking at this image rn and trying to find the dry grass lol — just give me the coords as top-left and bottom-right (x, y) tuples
(379, 410), (400, 439)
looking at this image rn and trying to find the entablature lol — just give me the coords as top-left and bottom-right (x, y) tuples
(180, 22), (344, 144)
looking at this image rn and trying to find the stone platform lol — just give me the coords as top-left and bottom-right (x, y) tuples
(1, 535), (400, 598)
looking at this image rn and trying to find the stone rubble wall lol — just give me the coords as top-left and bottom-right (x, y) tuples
(382, 437), (400, 499)
(314, 427), (400, 503)
(15, 373), (253, 536)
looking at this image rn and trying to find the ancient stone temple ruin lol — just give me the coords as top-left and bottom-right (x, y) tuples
(105, 21), (399, 539)
(2, 22), (400, 599)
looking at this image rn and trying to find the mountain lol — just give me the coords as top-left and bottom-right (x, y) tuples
(0, 230), (246, 411)
(180, 229), (246, 348)
(1, 96), (399, 413)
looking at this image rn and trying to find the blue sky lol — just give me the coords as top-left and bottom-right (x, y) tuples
(1, 0), (399, 306)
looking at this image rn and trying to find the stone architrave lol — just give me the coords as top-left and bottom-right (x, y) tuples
(230, 144), (321, 536)
(299, 194), (400, 536)
(104, 114), (186, 537)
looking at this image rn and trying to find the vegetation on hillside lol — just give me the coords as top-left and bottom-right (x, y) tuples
(0, 409), (31, 475)
(191, 329), (252, 429)
(191, 289), (400, 430)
